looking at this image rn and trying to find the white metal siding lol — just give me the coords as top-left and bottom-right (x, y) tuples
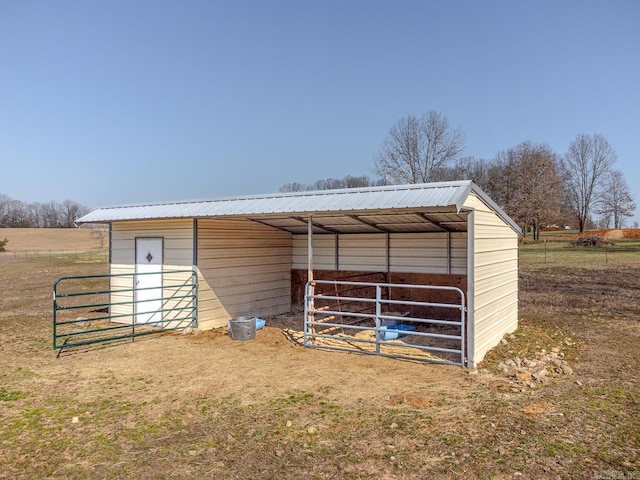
(197, 219), (292, 329)
(292, 232), (467, 274)
(389, 232), (467, 274)
(111, 220), (193, 265)
(339, 234), (387, 271)
(110, 220), (194, 326)
(464, 193), (519, 367)
(292, 235), (336, 270)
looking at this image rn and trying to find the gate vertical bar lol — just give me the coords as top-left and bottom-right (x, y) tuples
(375, 284), (382, 354)
(193, 270), (198, 327)
(132, 271), (136, 341)
(52, 285), (57, 350)
(461, 292), (466, 367)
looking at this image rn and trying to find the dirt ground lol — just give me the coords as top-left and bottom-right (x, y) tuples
(0, 247), (639, 479)
(268, 312), (462, 365)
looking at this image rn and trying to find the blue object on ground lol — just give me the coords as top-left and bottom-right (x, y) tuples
(380, 324), (416, 340)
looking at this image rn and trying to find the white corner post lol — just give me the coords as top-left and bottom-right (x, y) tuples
(466, 208), (475, 369)
(308, 217), (316, 342)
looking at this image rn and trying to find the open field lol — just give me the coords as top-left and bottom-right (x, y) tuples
(0, 238), (638, 478)
(0, 228), (104, 252)
(520, 236), (640, 267)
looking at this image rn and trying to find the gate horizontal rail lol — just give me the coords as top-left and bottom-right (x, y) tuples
(53, 269), (198, 352)
(304, 280), (466, 366)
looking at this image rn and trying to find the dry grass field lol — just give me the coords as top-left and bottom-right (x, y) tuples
(0, 227), (105, 255)
(0, 231), (638, 479)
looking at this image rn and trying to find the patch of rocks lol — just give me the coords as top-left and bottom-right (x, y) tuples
(497, 350), (573, 388)
(181, 326), (202, 335)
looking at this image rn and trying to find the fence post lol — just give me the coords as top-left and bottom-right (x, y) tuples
(52, 284), (57, 350)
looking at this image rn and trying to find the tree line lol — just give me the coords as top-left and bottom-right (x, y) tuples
(0, 194), (88, 228)
(281, 111), (637, 238)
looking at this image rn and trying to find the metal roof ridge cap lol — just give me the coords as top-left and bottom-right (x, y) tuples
(453, 181), (474, 212)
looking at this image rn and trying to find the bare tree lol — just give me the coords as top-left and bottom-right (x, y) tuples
(0, 194), (11, 227)
(89, 224), (108, 249)
(313, 178), (348, 191)
(4, 199), (31, 227)
(596, 170), (636, 229)
(489, 142), (563, 240)
(60, 199), (88, 228)
(433, 156), (497, 191)
(40, 201), (62, 227)
(28, 202), (44, 228)
(279, 182), (308, 193)
(279, 174), (384, 193)
(343, 175), (381, 189)
(0, 195), (33, 227)
(0, 194), (89, 228)
(374, 111), (464, 184)
(561, 133), (617, 233)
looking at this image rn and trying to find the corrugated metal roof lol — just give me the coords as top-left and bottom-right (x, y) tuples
(76, 180), (521, 234)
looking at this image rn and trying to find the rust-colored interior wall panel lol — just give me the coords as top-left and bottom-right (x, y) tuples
(291, 269), (467, 318)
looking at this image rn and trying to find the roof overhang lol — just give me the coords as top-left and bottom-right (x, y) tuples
(245, 207), (467, 234)
(76, 180), (521, 235)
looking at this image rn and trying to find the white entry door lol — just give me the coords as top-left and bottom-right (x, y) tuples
(135, 237), (163, 325)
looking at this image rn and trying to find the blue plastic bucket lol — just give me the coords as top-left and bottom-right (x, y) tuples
(380, 324), (416, 340)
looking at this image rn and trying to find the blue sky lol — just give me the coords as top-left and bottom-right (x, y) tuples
(1, 1), (639, 225)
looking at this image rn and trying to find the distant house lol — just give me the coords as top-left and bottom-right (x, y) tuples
(77, 180), (521, 368)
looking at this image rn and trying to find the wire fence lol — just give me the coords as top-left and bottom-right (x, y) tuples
(0, 248), (108, 260)
(519, 240), (640, 268)
(1, 241), (637, 270)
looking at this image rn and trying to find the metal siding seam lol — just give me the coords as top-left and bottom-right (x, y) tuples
(516, 235), (520, 332)
(447, 232), (451, 275)
(193, 218), (198, 266)
(385, 232), (390, 273)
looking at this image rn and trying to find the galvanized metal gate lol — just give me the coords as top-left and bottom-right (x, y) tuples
(53, 269), (197, 353)
(304, 280), (466, 366)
